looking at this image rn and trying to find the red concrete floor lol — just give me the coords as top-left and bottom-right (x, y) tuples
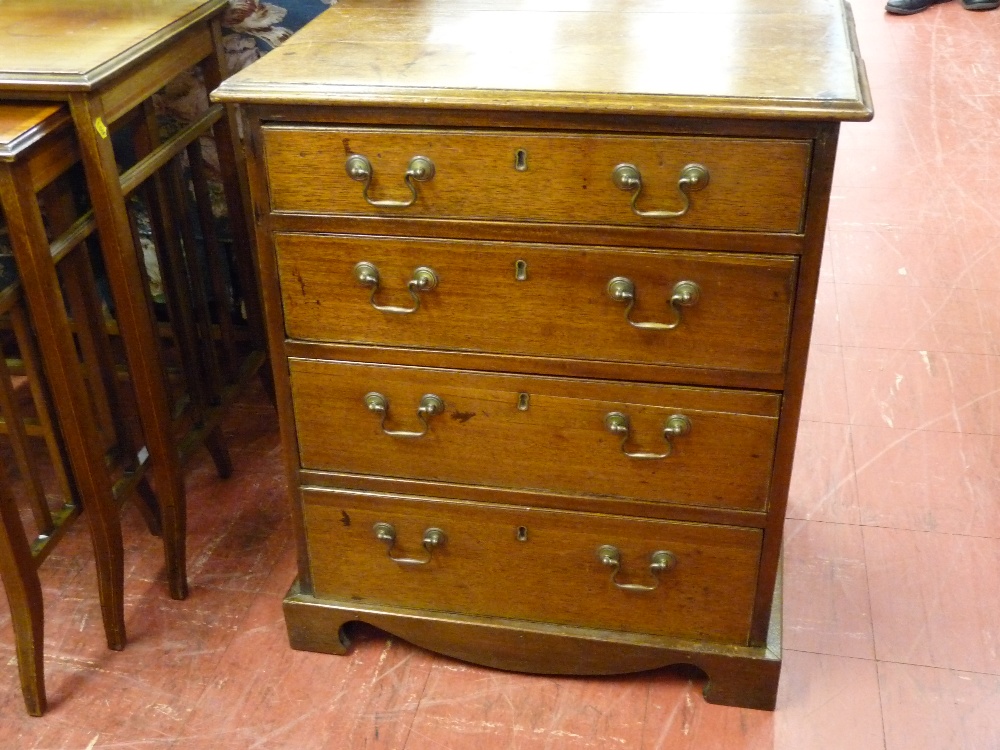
(3, 2), (1000, 747)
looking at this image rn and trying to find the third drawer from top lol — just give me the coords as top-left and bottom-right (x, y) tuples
(290, 359), (781, 513)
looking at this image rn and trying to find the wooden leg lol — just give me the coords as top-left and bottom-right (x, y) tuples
(40, 181), (118, 450)
(132, 109), (234, 483)
(134, 476), (163, 538)
(0, 331), (54, 536)
(0, 163), (127, 647)
(701, 656), (781, 711)
(68, 93), (189, 601)
(9, 304), (78, 513)
(63, 267), (118, 445)
(204, 21), (273, 402)
(187, 139), (238, 381)
(0, 479), (46, 716)
(204, 425), (233, 480)
(163, 153), (226, 404)
(132, 169), (208, 428)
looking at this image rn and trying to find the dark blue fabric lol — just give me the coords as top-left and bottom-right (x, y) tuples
(279, 0), (334, 36)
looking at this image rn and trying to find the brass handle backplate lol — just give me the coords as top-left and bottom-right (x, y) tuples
(355, 261), (438, 314)
(365, 392), (445, 438)
(604, 412), (691, 460)
(374, 522), (446, 566)
(607, 277), (700, 330)
(346, 153), (435, 208)
(597, 545), (677, 592)
(613, 162), (709, 219)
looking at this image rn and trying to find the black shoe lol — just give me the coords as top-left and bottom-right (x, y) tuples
(961, 0), (1000, 9)
(885, 0), (949, 13)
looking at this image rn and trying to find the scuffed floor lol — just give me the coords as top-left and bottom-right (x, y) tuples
(3, 1), (1000, 747)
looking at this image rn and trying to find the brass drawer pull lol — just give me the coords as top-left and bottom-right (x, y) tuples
(355, 261), (438, 314)
(346, 153), (435, 208)
(597, 545), (677, 592)
(365, 392), (445, 438)
(607, 277), (700, 330)
(604, 412), (691, 460)
(612, 162), (709, 219)
(374, 522), (446, 566)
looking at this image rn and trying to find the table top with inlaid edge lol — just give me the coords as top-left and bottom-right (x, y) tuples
(0, 0), (226, 93)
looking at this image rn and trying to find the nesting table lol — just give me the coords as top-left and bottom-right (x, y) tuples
(0, 0), (267, 600)
(0, 101), (162, 715)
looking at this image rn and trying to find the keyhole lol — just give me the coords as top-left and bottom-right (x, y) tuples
(514, 149), (528, 172)
(515, 259), (528, 281)
(516, 526), (529, 542)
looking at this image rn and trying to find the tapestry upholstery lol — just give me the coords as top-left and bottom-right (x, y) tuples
(223, 0), (338, 72)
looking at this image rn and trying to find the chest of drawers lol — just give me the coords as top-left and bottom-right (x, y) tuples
(214, 0), (871, 710)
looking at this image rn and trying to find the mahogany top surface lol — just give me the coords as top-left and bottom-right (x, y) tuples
(0, 0), (226, 92)
(213, 0), (873, 121)
(0, 102), (68, 161)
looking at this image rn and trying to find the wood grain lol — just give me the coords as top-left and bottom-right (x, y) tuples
(0, 103), (66, 160)
(225, 0), (871, 709)
(290, 359), (780, 512)
(213, 0), (872, 122)
(283, 573), (783, 710)
(264, 127), (811, 233)
(302, 488), (762, 644)
(0, 1), (225, 91)
(276, 233), (797, 379)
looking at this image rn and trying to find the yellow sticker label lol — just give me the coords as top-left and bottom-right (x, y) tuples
(94, 117), (108, 139)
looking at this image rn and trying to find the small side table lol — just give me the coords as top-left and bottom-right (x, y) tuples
(0, 101), (162, 715)
(0, 0), (268, 599)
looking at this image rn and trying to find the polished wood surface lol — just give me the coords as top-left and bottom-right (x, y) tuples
(0, 0), (225, 91)
(276, 234), (798, 380)
(226, 0), (870, 709)
(0, 104), (65, 157)
(263, 127), (811, 233)
(214, 0), (872, 121)
(291, 359), (780, 512)
(303, 489), (762, 644)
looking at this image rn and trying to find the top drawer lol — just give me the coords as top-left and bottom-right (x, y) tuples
(263, 127), (812, 234)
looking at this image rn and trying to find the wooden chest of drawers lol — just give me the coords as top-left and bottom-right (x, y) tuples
(214, 0), (871, 710)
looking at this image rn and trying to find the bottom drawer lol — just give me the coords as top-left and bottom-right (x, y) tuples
(303, 488), (762, 645)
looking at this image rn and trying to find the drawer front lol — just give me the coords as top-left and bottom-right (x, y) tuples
(291, 360), (780, 512)
(303, 489), (762, 645)
(277, 234), (797, 377)
(264, 127), (811, 233)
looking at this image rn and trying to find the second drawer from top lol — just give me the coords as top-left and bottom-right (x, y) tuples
(276, 233), (798, 379)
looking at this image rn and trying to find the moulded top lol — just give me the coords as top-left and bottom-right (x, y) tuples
(213, 0), (873, 122)
(0, 102), (68, 161)
(0, 0), (226, 92)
